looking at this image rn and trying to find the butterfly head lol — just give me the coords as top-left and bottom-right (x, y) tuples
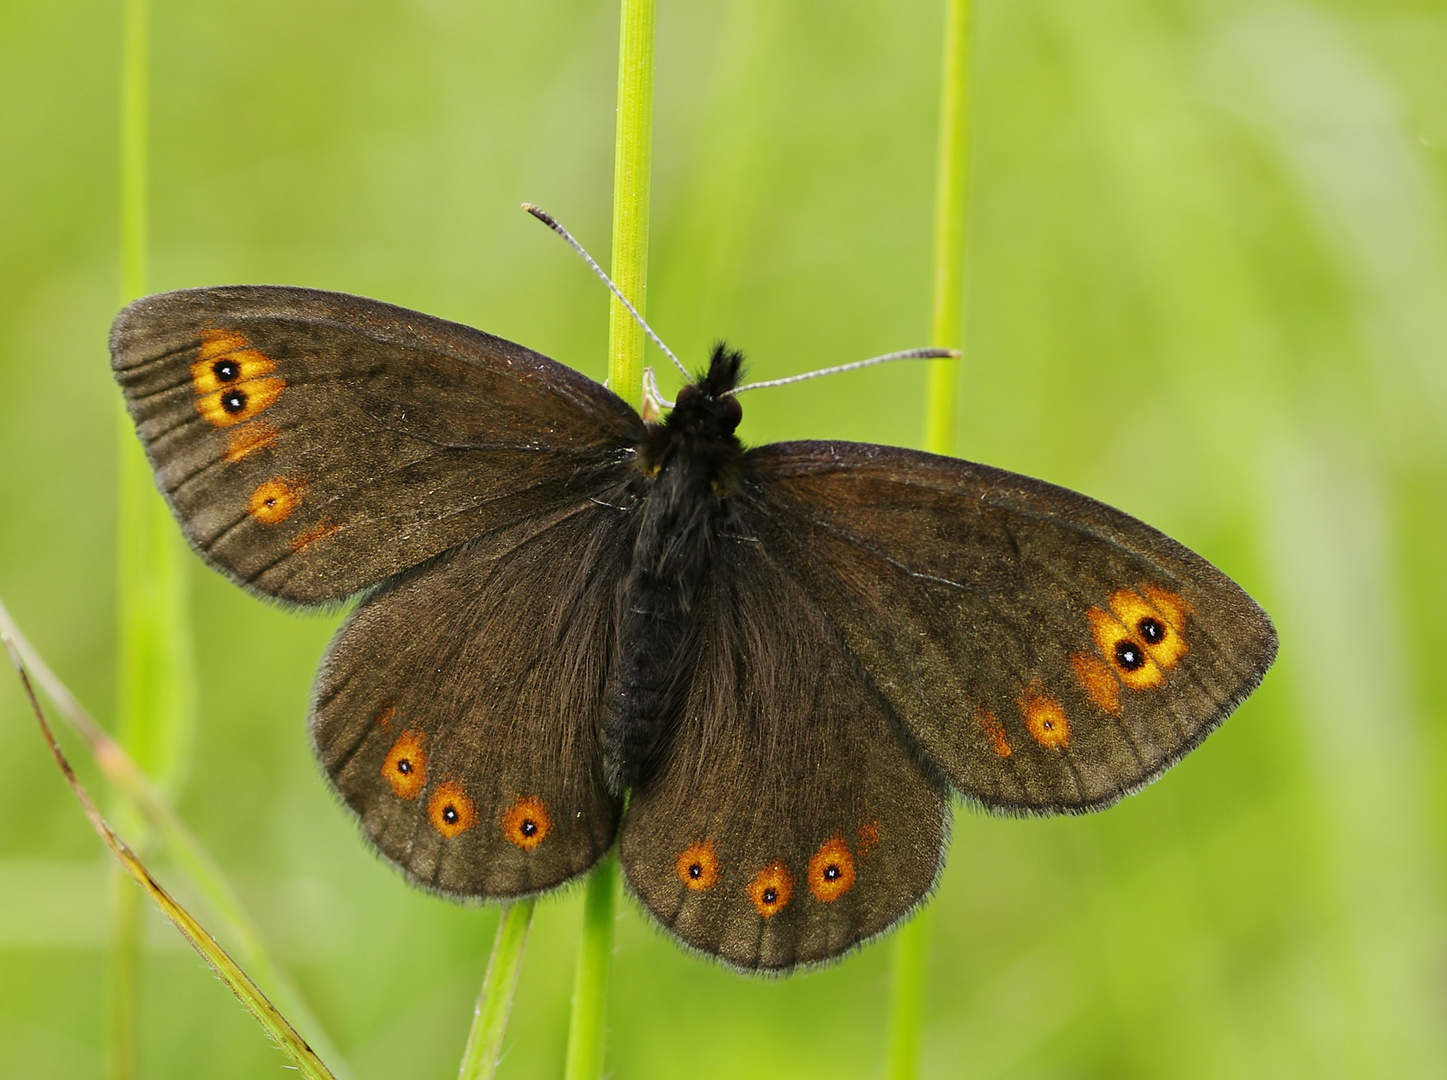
(667, 342), (744, 437)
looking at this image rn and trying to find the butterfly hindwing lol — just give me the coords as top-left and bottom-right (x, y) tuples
(110, 286), (643, 605)
(311, 499), (633, 897)
(744, 442), (1277, 814)
(619, 536), (950, 971)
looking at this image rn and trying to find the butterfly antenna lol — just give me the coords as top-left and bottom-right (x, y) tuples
(522, 203), (693, 383)
(729, 347), (960, 395)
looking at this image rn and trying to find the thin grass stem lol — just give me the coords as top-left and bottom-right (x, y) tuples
(0, 600), (358, 1078)
(890, 1), (974, 1077)
(604, 0), (656, 408)
(5, 638), (338, 1080)
(922, 0), (974, 457)
(457, 901), (536, 1080)
(113, 0), (199, 1072)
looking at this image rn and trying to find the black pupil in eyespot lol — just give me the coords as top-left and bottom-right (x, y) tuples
(825, 865), (840, 881)
(762, 887), (777, 904)
(689, 863), (702, 878)
(1139, 617), (1164, 643)
(397, 759), (411, 774)
(212, 359), (240, 382)
(221, 390), (247, 413)
(1115, 640), (1144, 670)
(521, 819), (536, 836)
(443, 806), (458, 823)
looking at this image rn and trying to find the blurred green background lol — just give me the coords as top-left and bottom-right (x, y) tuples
(2, 0), (1445, 1076)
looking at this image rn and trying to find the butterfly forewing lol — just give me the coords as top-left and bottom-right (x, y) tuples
(311, 500), (633, 897)
(110, 286), (643, 604)
(745, 442), (1277, 814)
(619, 537), (949, 971)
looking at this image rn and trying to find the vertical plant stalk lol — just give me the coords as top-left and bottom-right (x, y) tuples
(890, 1), (973, 1078)
(457, 901), (535, 1080)
(921, 0), (973, 458)
(113, 0), (198, 1076)
(565, 853), (619, 1080)
(605, 0), (656, 409)
(563, 2), (654, 1077)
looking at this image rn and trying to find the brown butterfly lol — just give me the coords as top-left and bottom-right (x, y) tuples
(110, 285), (1276, 971)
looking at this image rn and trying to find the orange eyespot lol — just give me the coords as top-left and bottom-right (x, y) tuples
(291, 519), (340, 552)
(1020, 685), (1070, 749)
(247, 478), (302, 524)
(381, 729), (427, 799)
(747, 862), (794, 918)
(1088, 608), (1162, 690)
(676, 840), (720, 891)
(195, 377), (286, 427)
(857, 820), (881, 856)
(1072, 651), (1121, 714)
(190, 344), (276, 395)
(225, 421), (279, 462)
(976, 705), (1011, 757)
(807, 837), (856, 903)
(500, 795), (551, 850)
(1112, 587), (1190, 670)
(429, 781), (478, 838)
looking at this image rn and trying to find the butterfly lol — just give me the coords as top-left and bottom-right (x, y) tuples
(110, 284), (1276, 971)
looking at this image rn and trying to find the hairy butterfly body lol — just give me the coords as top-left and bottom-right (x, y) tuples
(111, 285), (1276, 971)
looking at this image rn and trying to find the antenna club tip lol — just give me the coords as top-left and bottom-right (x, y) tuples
(521, 203), (557, 227)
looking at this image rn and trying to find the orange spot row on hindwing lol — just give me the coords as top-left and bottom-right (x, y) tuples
(1072, 585), (1194, 713)
(381, 742), (556, 849)
(191, 329), (286, 429)
(675, 832), (869, 917)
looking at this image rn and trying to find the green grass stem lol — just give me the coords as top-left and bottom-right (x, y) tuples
(885, 906), (933, 1080)
(562, 2), (655, 1075)
(0, 600), (357, 1077)
(890, 2), (974, 1077)
(113, 0), (198, 1072)
(457, 902), (536, 1080)
(564, 853), (619, 1080)
(922, 0), (973, 457)
(604, 0), (656, 408)
(6, 639), (339, 1080)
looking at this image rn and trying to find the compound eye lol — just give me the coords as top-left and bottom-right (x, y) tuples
(719, 394), (743, 430)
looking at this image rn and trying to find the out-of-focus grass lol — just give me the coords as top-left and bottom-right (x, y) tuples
(1, 1), (1444, 1077)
